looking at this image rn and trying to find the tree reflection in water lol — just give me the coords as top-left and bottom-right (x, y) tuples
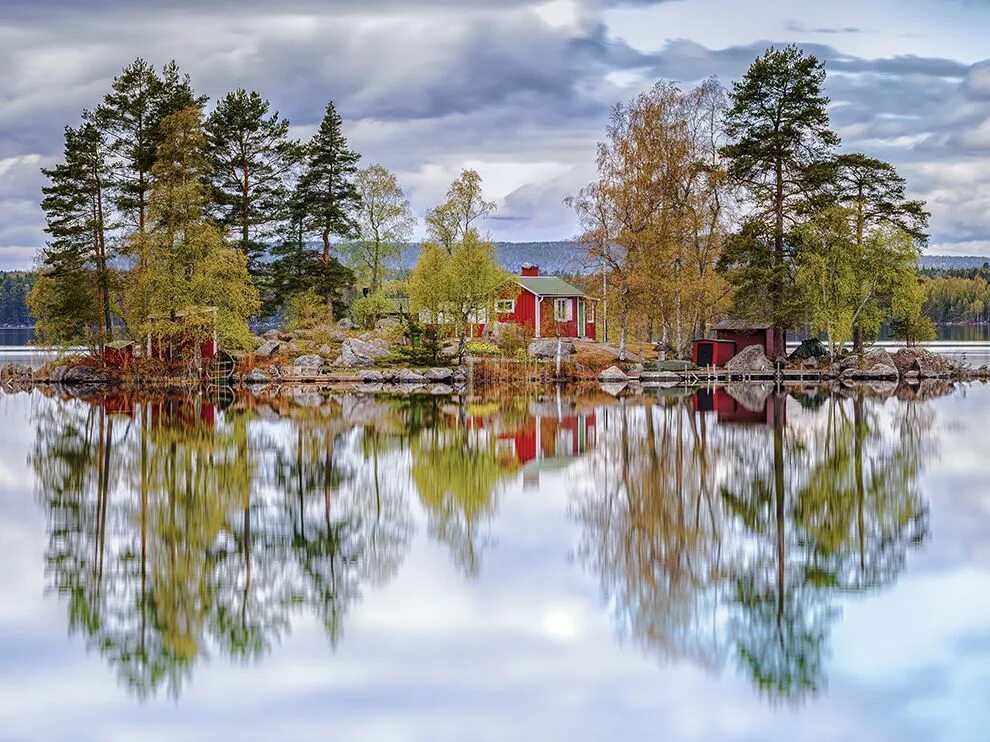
(31, 384), (935, 703)
(574, 385), (934, 703)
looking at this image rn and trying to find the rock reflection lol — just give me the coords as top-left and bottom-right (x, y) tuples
(574, 386), (934, 703)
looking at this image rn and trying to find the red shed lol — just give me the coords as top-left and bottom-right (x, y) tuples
(714, 320), (784, 359)
(692, 339), (736, 367)
(103, 340), (135, 367)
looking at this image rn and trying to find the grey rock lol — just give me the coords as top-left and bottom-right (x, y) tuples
(262, 329), (279, 340)
(318, 344), (334, 355)
(375, 317), (401, 330)
(395, 368), (427, 384)
(255, 339), (280, 357)
(838, 355), (859, 371)
(427, 383), (454, 395)
(528, 339), (575, 359)
(62, 365), (111, 385)
(359, 369), (385, 383)
(244, 368), (270, 384)
(599, 365), (628, 382)
(725, 345), (773, 373)
(424, 367), (454, 382)
(336, 338), (390, 367)
(337, 318), (355, 330)
(292, 354), (323, 368)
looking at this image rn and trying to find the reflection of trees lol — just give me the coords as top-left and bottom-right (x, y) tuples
(411, 407), (515, 576)
(32, 392), (418, 699)
(575, 391), (934, 703)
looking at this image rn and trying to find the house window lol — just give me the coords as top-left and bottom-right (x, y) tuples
(587, 302), (595, 323)
(496, 299), (515, 314)
(554, 298), (572, 322)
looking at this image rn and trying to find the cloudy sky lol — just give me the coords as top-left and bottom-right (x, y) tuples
(2, 0), (990, 270)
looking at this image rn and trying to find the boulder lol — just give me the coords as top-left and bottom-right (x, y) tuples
(725, 345), (773, 373)
(359, 369), (385, 383)
(337, 318), (355, 330)
(255, 339), (280, 357)
(452, 366), (468, 384)
(837, 355), (858, 371)
(528, 339), (575, 359)
(599, 365), (628, 382)
(788, 337), (828, 361)
(243, 368), (270, 384)
(725, 383), (772, 412)
(395, 368), (427, 384)
(48, 364), (70, 383)
(842, 348), (898, 380)
(292, 354), (323, 368)
(262, 329), (279, 340)
(336, 337), (390, 367)
(424, 367), (454, 382)
(318, 344), (334, 356)
(61, 365), (111, 385)
(427, 383), (454, 395)
(375, 317), (401, 330)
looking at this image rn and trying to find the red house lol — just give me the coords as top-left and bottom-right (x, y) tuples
(495, 264), (599, 339)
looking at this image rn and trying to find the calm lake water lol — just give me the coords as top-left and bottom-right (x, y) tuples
(1, 380), (989, 741)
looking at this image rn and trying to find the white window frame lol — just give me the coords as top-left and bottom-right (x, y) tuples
(495, 299), (516, 314)
(587, 302), (595, 323)
(554, 298), (572, 322)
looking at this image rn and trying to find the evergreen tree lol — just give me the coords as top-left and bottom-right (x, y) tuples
(721, 45), (839, 355)
(96, 59), (203, 243)
(293, 101), (361, 321)
(205, 89), (300, 274)
(33, 121), (113, 346)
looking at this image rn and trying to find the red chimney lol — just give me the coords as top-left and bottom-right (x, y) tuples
(521, 263), (539, 277)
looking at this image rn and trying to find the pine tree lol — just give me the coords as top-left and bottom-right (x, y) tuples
(293, 101), (361, 321)
(205, 89), (300, 274)
(33, 121), (113, 346)
(96, 59), (203, 244)
(721, 45), (839, 355)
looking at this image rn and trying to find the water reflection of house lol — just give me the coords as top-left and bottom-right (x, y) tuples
(101, 394), (217, 430)
(496, 402), (597, 486)
(693, 387), (785, 426)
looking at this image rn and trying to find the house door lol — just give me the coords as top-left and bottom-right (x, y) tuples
(577, 300), (585, 337)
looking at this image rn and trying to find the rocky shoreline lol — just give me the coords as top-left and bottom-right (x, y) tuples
(1, 341), (984, 397)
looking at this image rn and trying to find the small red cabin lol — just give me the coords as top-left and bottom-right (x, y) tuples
(103, 340), (135, 368)
(497, 264), (599, 339)
(692, 339), (736, 367)
(714, 320), (784, 359)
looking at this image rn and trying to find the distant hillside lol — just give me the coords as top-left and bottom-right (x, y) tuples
(400, 241), (592, 274)
(919, 255), (990, 270)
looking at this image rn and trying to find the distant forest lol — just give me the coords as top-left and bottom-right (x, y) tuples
(0, 272), (34, 326)
(4, 249), (990, 328)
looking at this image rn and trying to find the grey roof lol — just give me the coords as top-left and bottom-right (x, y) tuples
(516, 275), (594, 298)
(715, 319), (771, 331)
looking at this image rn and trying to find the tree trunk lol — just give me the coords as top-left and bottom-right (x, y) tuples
(322, 227), (334, 322)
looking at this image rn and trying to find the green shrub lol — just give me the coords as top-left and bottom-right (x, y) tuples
(465, 340), (499, 356)
(284, 289), (326, 331)
(495, 323), (531, 356)
(351, 292), (394, 330)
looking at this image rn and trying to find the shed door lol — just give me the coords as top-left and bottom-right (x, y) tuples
(577, 300), (585, 337)
(697, 342), (714, 366)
